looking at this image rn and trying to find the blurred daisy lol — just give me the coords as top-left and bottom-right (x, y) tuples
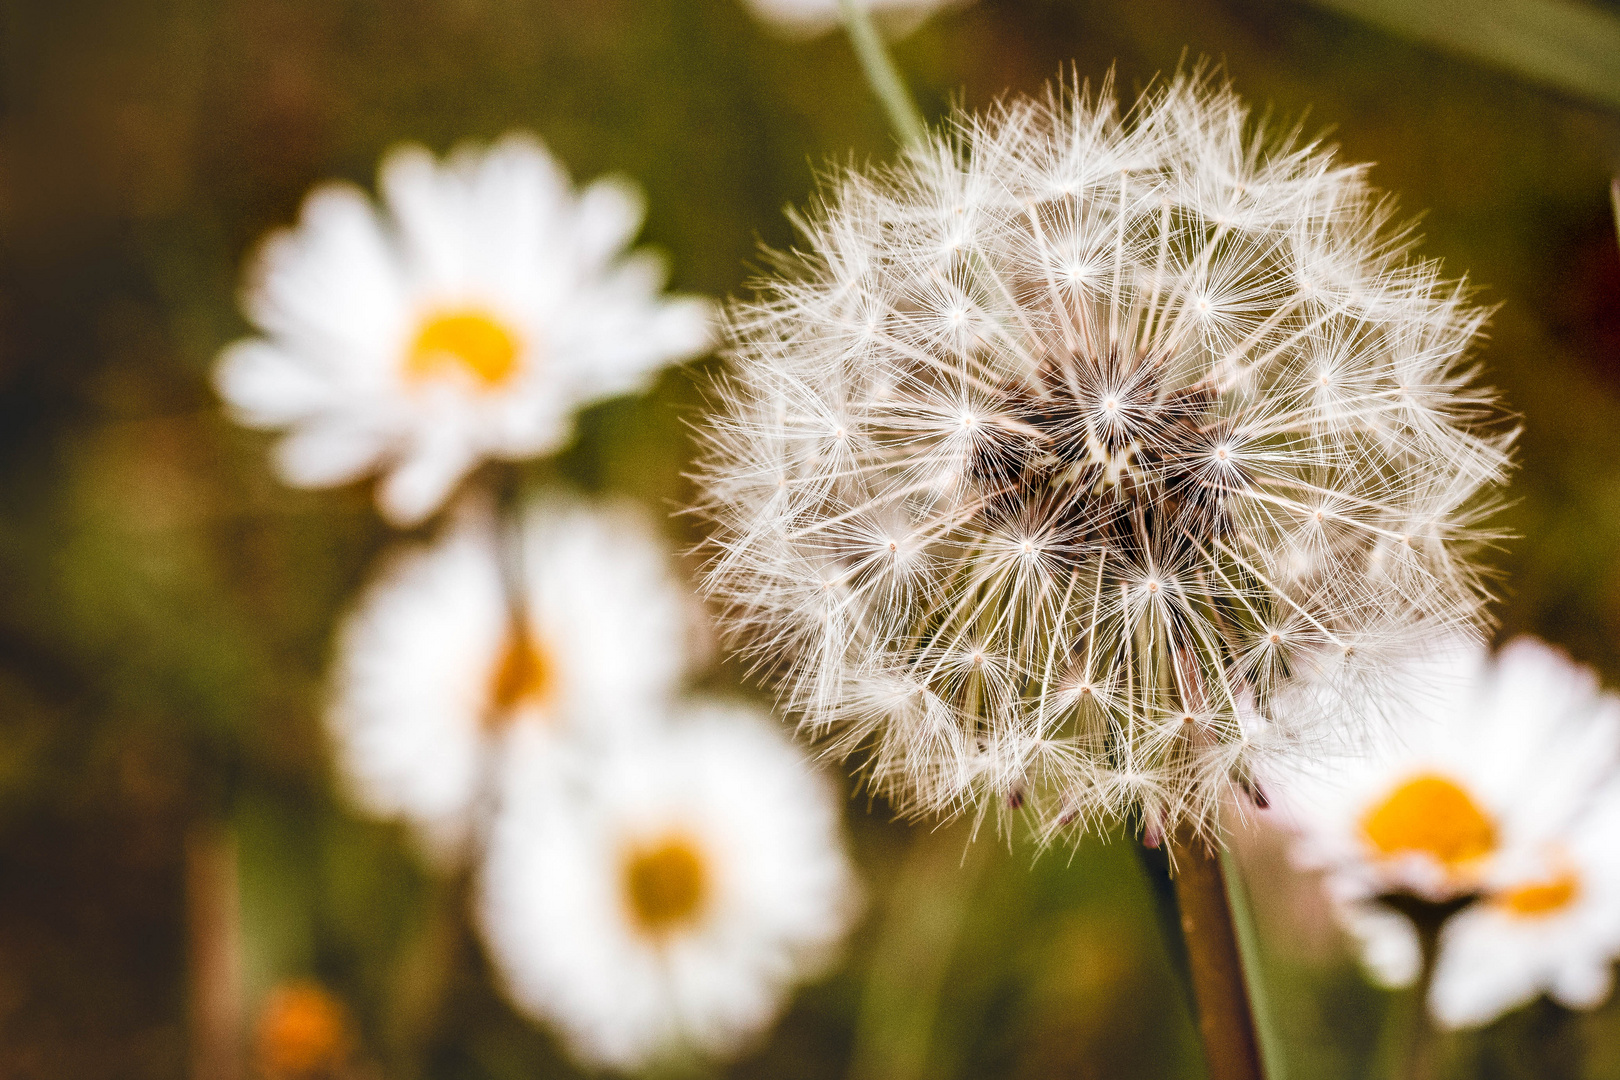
(742, 0), (972, 38)
(327, 498), (688, 857)
(478, 702), (859, 1070)
(217, 133), (712, 526)
(1269, 636), (1620, 1027)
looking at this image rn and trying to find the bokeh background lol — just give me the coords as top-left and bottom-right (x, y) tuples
(6, 1), (1620, 1077)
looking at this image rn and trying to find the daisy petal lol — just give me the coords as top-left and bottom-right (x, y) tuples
(575, 177), (647, 269)
(274, 421), (388, 489)
(215, 339), (337, 427)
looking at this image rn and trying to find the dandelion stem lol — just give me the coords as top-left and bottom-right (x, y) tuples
(837, 0), (928, 149)
(1169, 829), (1268, 1080)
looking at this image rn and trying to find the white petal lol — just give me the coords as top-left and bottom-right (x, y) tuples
(1551, 958), (1613, 1011)
(273, 422), (388, 489)
(465, 134), (569, 302)
(214, 338), (336, 427)
(574, 176), (646, 268)
(648, 295), (717, 359)
(380, 142), (468, 293)
(245, 182), (408, 366)
(376, 434), (478, 526)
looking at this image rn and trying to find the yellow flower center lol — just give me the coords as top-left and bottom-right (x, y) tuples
(622, 834), (710, 937)
(1361, 773), (1496, 868)
(405, 309), (522, 389)
(1498, 869), (1581, 919)
(486, 620), (555, 726)
(255, 982), (348, 1078)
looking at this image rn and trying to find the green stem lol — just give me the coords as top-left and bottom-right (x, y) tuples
(846, 828), (989, 1080)
(389, 868), (473, 1078)
(1372, 893), (1474, 1080)
(1221, 847), (1286, 1080)
(1169, 830), (1268, 1080)
(837, 0), (927, 149)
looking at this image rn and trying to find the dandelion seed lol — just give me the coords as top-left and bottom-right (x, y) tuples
(696, 72), (1510, 840)
(326, 498), (687, 857)
(216, 134), (711, 526)
(1268, 637), (1620, 1028)
(477, 702), (859, 1071)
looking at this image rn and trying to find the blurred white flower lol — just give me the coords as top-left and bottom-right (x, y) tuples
(217, 133), (712, 526)
(741, 0), (972, 38)
(695, 72), (1510, 841)
(1269, 637), (1620, 1027)
(327, 498), (688, 857)
(478, 701), (859, 1071)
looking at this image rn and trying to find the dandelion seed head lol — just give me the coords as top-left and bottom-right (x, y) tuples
(696, 72), (1511, 842)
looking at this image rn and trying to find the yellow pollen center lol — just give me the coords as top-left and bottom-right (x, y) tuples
(487, 622), (555, 725)
(1499, 871), (1580, 919)
(623, 835), (710, 937)
(1361, 773), (1496, 867)
(406, 309), (521, 388)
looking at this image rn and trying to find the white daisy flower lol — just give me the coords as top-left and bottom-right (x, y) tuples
(217, 133), (713, 526)
(741, 0), (973, 38)
(1268, 636), (1620, 1027)
(695, 72), (1510, 840)
(327, 497), (688, 857)
(478, 701), (860, 1071)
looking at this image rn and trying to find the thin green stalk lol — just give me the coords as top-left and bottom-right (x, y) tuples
(1221, 847), (1286, 1080)
(846, 828), (989, 1080)
(1371, 893), (1475, 1080)
(837, 0), (927, 149)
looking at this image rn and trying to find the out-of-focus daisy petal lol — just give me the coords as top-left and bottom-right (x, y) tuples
(575, 177), (647, 268)
(376, 431), (480, 528)
(273, 421), (389, 489)
(214, 340), (338, 427)
(246, 184), (407, 363)
(741, 0), (974, 39)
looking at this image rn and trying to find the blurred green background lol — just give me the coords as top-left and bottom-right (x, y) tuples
(6, 0), (1620, 1077)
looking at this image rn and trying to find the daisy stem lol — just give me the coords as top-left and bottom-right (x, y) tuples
(837, 0), (928, 150)
(389, 870), (472, 1076)
(1168, 828), (1268, 1080)
(1372, 893), (1472, 1080)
